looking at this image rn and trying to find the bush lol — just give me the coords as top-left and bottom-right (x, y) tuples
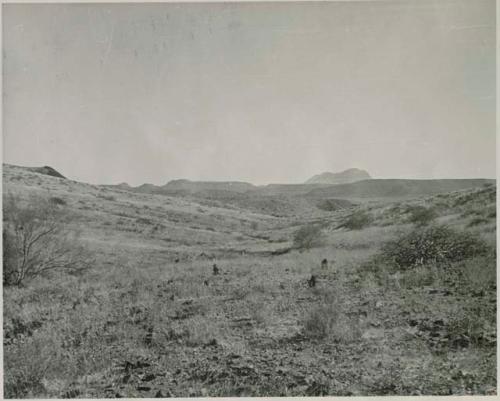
(407, 205), (437, 226)
(136, 217), (152, 225)
(3, 194), (93, 286)
(302, 302), (339, 339)
(380, 225), (489, 270)
(49, 197), (67, 206)
(301, 293), (360, 342)
(316, 199), (353, 212)
(96, 193), (116, 201)
(339, 210), (373, 230)
(292, 224), (325, 250)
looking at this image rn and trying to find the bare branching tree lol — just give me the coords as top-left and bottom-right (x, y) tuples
(3, 193), (93, 286)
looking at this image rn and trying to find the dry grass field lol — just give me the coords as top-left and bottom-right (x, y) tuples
(3, 164), (496, 397)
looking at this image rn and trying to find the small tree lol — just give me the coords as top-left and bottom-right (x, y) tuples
(293, 224), (325, 251)
(407, 205), (437, 227)
(339, 210), (373, 230)
(3, 193), (92, 286)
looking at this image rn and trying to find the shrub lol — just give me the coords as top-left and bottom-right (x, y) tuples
(380, 225), (489, 270)
(292, 224), (325, 250)
(316, 199), (353, 212)
(136, 217), (152, 225)
(96, 193), (116, 201)
(301, 293), (360, 342)
(407, 205), (437, 226)
(3, 194), (93, 286)
(302, 302), (339, 339)
(49, 197), (67, 206)
(339, 210), (373, 230)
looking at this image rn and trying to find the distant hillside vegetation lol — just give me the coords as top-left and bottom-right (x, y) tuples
(306, 179), (496, 200)
(305, 168), (371, 185)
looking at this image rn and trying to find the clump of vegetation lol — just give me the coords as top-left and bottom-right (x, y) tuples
(292, 224), (325, 250)
(380, 225), (489, 270)
(301, 292), (360, 343)
(136, 217), (153, 225)
(406, 205), (437, 226)
(316, 199), (353, 212)
(339, 210), (373, 230)
(302, 301), (339, 339)
(49, 196), (67, 206)
(96, 193), (116, 201)
(3, 194), (93, 286)
(467, 217), (489, 227)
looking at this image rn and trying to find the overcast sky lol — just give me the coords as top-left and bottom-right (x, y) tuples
(3, 1), (496, 186)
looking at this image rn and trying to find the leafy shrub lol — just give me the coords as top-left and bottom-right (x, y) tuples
(339, 210), (373, 230)
(3, 194), (93, 286)
(380, 225), (489, 270)
(407, 205), (437, 226)
(292, 224), (325, 250)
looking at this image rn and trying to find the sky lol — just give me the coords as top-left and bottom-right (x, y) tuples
(2, 0), (496, 186)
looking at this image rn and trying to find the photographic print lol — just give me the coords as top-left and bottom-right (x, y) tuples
(2, 0), (497, 397)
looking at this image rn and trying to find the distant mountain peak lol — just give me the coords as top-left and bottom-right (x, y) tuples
(305, 168), (371, 185)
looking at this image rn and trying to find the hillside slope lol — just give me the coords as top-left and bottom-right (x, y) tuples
(306, 178), (495, 200)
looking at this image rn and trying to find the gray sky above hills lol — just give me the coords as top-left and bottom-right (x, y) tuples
(3, 0), (496, 186)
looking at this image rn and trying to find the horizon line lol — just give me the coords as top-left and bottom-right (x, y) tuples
(2, 162), (497, 188)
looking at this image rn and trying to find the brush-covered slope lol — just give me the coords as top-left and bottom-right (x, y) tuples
(2, 163), (293, 259)
(306, 178), (495, 200)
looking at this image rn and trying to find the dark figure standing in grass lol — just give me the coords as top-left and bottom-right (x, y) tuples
(308, 274), (316, 288)
(213, 263), (219, 275)
(321, 258), (328, 269)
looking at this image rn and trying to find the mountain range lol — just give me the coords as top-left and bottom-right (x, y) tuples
(7, 164), (495, 202)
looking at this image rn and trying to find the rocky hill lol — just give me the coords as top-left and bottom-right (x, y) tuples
(305, 168), (371, 185)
